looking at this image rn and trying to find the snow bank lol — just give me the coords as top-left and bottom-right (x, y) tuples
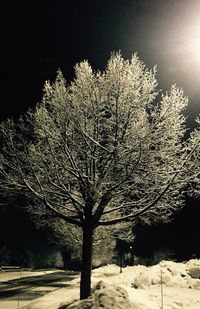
(186, 259), (200, 279)
(130, 259), (200, 289)
(59, 260), (200, 309)
(66, 280), (145, 309)
(96, 259), (200, 290)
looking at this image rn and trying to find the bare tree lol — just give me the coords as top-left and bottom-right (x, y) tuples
(0, 52), (199, 299)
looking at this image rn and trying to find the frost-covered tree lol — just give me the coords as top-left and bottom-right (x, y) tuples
(0, 52), (199, 299)
(186, 116), (200, 197)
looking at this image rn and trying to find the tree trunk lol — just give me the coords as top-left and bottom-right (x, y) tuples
(119, 252), (124, 273)
(80, 226), (93, 299)
(61, 249), (71, 269)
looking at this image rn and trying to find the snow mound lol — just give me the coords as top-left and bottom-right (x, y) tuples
(128, 259), (200, 289)
(90, 259), (200, 291)
(186, 259), (200, 279)
(133, 272), (152, 289)
(58, 260), (200, 309)
(66, 280), (145, 309)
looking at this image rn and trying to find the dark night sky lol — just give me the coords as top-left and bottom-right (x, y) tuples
(1, 0), (200, 259)
(1, 0), (200, 125)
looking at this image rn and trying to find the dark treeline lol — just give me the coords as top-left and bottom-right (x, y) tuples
(1, 196), (199, 268)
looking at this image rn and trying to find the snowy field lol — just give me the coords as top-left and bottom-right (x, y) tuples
(63, 259), (200, 309)
(0, 260), (199, 308)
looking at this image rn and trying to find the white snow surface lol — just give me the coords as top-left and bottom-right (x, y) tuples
(62, 259), (200, 309)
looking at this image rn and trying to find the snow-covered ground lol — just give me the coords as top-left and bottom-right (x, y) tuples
(63, 259), (200, 309)
(1, 260), (199, 308)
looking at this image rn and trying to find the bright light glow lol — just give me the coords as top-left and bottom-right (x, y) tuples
(164, 14), (200, 98)
(150, 2), (200, 104)
(185, 23), (200, 62)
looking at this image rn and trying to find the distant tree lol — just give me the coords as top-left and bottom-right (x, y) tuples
(0, 52), (199, 299)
